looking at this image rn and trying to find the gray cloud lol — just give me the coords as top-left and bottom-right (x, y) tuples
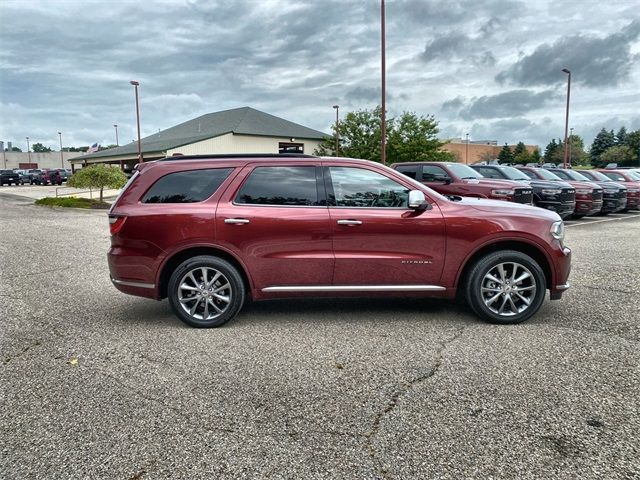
(446, 90), (560, 120)
(496, 19), (640, 87)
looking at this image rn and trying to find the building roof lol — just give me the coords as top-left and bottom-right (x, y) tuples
(71, 107), (328, 162)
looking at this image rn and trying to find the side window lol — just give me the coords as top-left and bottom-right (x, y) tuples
(395, 165), (418, 179)
(327, 167), (409, 208)
(235, 166), (320, 206)
(421, 165), (448, 181)
(142, 168), (233, 203)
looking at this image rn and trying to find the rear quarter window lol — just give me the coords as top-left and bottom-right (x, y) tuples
(142, 168), (233, 203)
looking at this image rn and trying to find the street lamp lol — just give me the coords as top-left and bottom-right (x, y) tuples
(465, 133), (469, 164)
(58, 132), (64, 167)
(332, 105), (339, 156)
(380, 0), (386, 165)
(114, 124), (119, 146)
(561, 68), (571, 169)
(26, 136), (31, 164)
(130, 80), (143, 163)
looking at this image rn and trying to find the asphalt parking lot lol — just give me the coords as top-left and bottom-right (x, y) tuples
(1, 193), (639, 479)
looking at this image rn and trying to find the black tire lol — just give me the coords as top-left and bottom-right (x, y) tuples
(465, 250), (547, 325)
(168, 255), (245, 328)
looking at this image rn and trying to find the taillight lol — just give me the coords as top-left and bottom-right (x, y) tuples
(109, 216), (127, 235)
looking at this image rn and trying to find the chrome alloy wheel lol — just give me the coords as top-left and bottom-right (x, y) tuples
(177, 267), (232, 321)
(480, 262), (537, 317)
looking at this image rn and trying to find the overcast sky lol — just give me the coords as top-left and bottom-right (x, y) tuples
(1, 0), (639, 152)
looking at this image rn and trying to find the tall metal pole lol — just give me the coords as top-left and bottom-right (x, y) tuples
(562, 68), (571, 169)
(336, 107), (340, 156)
(114, 124), (119, 146)
(26, 136), (31, 164)
(380, 0), (386, 165)
(465, 133), (469, 164)
(568, 127), (573, 166)
(130, 81), (143, 163)
(58, 132), (63, 167)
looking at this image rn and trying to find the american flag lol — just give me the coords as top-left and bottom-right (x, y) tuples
(86, 143), (99, 153)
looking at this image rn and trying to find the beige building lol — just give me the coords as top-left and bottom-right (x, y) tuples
(1, 151), (77, 170)
(443, 139), (539, 164)
(70, 107), (326, 170)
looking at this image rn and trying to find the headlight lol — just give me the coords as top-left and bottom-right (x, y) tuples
(550, 220), (565, 245)
(541, 189), (562, 195)
(492, 189), (515, 196)
(575, 189), (591, 195)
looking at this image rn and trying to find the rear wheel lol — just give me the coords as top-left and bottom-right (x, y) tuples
(465, 250), (547, 324)
(168, 255), (245, 328)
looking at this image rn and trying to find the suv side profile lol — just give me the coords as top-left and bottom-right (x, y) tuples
(108, 155), (571, 328)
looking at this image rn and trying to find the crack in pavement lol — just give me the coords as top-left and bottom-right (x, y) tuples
(577, 284), (639, 296)
(365, 325), (466, 480)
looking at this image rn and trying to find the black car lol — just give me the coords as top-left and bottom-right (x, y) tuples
(471, 164), (576, 219)
(575, 170), (627, 213)
(0, 169), (21, 186)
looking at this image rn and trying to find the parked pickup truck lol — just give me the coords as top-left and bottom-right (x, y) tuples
(574, 170), (627, 213)
(518, 167), (603, 218)
(391, 162), (533, 204)
(470, 164), (576, 220)
(0, 169), (21, 186)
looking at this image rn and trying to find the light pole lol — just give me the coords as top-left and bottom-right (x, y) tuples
(568, 127), (573, 166)
(465, 133), (469, 164)
(130, 81), (143, 163)
(114, 124), (119, 146)
(26, 136), (31, 164)
(332, 105), (339, 156)
(380, 0), (386, 165)
(561, 68), (571, 169)
(58, 132), (64, 167)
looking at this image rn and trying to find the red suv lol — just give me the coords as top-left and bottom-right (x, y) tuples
(392, 162), (533, 204)
(598, 169), (640, 210)
(108, 154), (571, 327)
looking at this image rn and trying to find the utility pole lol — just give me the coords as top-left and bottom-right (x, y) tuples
(332, 105), (340, 156)
(380, 0), (386, 165)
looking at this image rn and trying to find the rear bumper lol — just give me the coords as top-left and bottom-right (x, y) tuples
(108, 245), (163, 300)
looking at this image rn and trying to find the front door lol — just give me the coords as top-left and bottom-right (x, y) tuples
(325, 165), (446, 286)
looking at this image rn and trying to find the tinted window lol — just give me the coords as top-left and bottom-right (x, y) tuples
(421, 165), (448, 181)
(143, 168), (232, 203)
(473, 167), (502, 179)
(395, 165), (418, 179)
(519, 169), (538, 179)
(235, 166), (319, 206)
(602, 172), (625, 181)
(328, 167), (409, 208)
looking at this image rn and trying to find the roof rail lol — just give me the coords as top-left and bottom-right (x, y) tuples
(158, 153), (320, 162)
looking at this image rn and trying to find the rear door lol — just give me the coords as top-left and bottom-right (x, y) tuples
(325, 164), (446, 286)
(215, 163), (334, 290)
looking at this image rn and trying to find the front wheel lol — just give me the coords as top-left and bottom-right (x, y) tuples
(168, 256), (245, 328)
(465, 250), (547, 324)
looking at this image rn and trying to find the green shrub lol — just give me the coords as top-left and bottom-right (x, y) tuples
(34, 197), (111, 209)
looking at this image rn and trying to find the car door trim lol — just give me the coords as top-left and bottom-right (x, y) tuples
(262, 285), (446, 292)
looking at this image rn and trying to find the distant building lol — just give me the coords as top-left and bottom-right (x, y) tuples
(442, 139), (538, 164)
(70, 107), (327, 170)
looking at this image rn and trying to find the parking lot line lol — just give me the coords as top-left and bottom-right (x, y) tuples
(566, 214), (640, 228)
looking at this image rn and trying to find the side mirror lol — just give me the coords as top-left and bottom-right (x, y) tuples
(408, 190), (430, 210)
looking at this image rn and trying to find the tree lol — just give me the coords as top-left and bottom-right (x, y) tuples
(31, 143), (52, 152)
(543, 139), (561, 163)
(615, 126), (627, 145)
(314, 107), (454, 163)
(623, 129), (640, 165)
(9, 147), (22, 152)
(67, 164), (127, 202)
(512, 141), (531, 165)
(531, 148), (542, 165)
(567, 134), (588, 166)
(599, 145), (636, 167)
(497, 143), (514, 164)
(590, 128), (616, 166)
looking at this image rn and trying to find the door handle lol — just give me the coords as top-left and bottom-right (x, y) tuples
(224, 218), (250, 225)
(337, 219), (362, 226)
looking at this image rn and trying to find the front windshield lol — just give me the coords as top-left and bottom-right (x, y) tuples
(562, 170), (591, 181)
(579, 170), (609, 182)
(602, 171), (626, 182)
(627, 171), (640, 180)
(498, 166), (533, 181)
(530, 168), (563, 181)
(447, 164), (482, 179)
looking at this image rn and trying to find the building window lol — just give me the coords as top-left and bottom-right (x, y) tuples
(279, 142), (304, 154)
